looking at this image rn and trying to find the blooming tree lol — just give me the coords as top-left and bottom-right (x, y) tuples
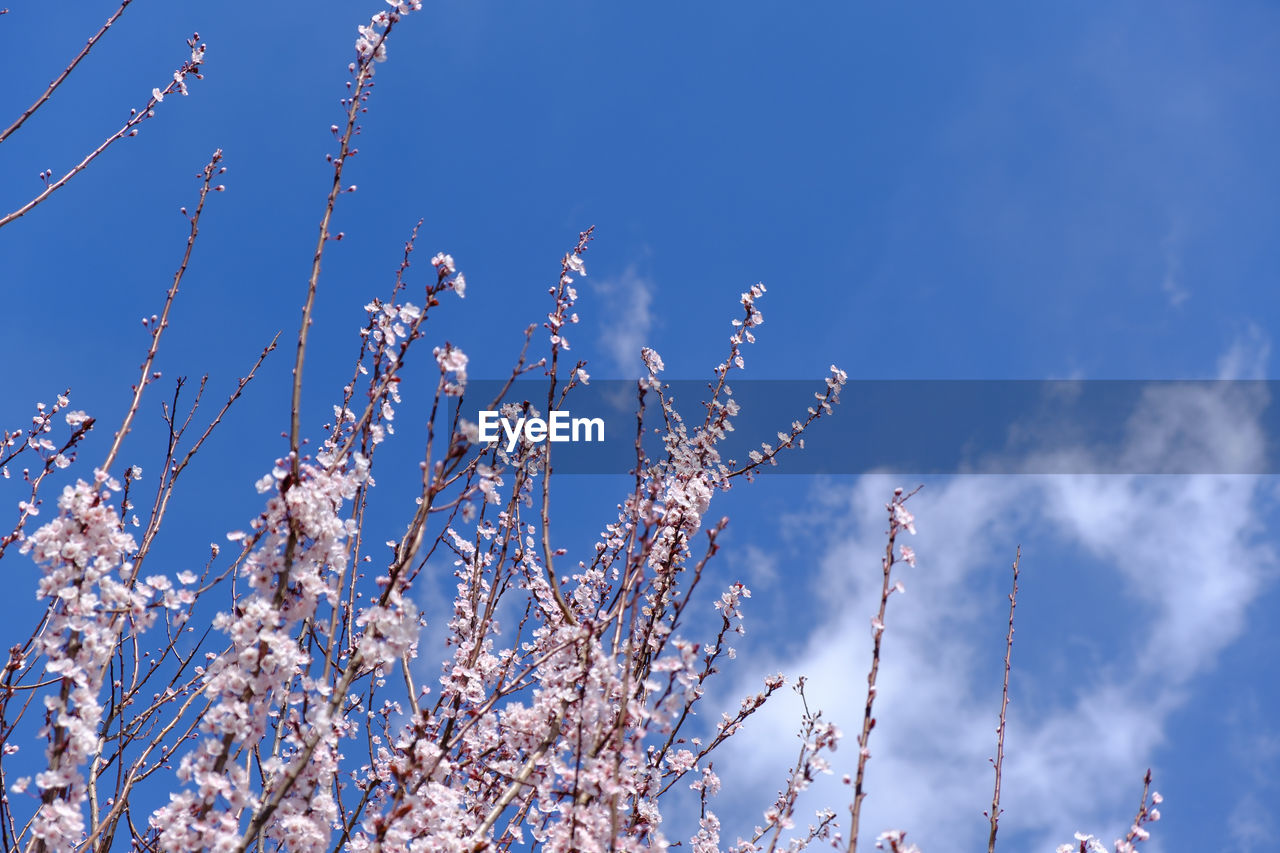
(0, 3), (1161, 852)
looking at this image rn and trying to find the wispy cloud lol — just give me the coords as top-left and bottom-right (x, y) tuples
(590, 265), (654, 376)
(1224, 692), (1280, 853)
(1228, 794), (1274, 853)
(733, 543), (781, 588)
(705, 345), (1275, 852)
(1161, 222), (1190, 307)
(1217, 322), (1270, 380)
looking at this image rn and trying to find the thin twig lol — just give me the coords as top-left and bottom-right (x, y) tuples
(0, 0), (134, 145)
(1118, 769), (1160, 850)
(101, 151), (225, 476)
(986, 546), (1020, 853)
(847, 486), (919, 853)
(0, 35), (205, 230)
(288, 21), (396, 472)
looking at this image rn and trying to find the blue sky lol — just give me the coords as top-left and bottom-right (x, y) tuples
(3, 2), (1279, 851)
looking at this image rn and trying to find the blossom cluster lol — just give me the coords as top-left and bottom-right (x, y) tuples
(18, 473), (153, 849)
(150, 456), (368, 851)
(356, 0), (423, 65)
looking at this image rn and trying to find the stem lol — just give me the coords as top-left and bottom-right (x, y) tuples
(987, 546), (1020, 853)
(847, 487), (918, 853)
(0, 36), (203, 231)
(289, 27), (392, 471)
(0, 0), (134, 145)
(101, 151), (223, 476)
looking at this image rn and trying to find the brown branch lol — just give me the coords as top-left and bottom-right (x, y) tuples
(0, 0), (134, 145)
(0, 34), (205, 231)
(847, 486), (919, 853)
(986, 546), (1020, 853)
(1118, 769), (1161, 850)
(289, 19), (398, 472)
(129, 334), (279, 576)
(101, 150), (225, 476)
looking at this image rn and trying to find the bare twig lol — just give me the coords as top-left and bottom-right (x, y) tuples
(0, 0), (134, 145)
(101, 151), (225, 476)
(123, 333), (278, 589)
(986, 546), (1020, 853)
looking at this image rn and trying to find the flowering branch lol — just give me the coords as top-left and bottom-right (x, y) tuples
(0, 34), (206, 231)
(847, 486), (919, 853)
(1056, 770), (1162, 853)
(0, 4), (1177, 852)
(288, 2), (419, 472)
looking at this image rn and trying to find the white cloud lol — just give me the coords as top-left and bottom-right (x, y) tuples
(1223, 693), (1280, 853)
(590, 265), (654, 376)
(1216, 322), (1270, 381)
(1228, 793), (1274, 853)
(1161, 223), (1190, 307)
(704, 367), (1275, 852)
(734, 543), (780, 587)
